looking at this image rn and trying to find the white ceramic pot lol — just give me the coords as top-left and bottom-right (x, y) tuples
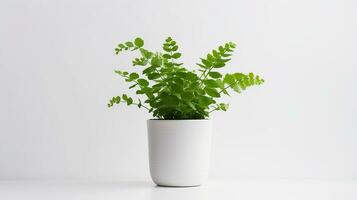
(147, 119), (212, 187)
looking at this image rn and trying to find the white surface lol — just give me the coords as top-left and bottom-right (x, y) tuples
(0, 0), (357, 180)
(148, 120), (211, 186)
(0, 179), (356, 200)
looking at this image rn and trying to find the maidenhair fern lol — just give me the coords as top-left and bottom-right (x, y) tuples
(108, 37), (264, 119)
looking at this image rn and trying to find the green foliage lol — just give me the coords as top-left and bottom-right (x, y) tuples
(108, 37), (264, 119)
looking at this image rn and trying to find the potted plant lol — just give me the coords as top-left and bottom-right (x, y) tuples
(108, 37), (264, 187)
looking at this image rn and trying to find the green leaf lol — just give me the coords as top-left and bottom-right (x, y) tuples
(163, 54), (171, 59)
(139, 48), (153, 59)
(134, 37), (144, 47)
(212, 50), (220, 58)
(233, 73), (244, 79)
(136, 90), (145, 94)
(172, 53), (181, 59)
(129, 72), (139, 80)
(148, 73), (160, 80)
(221, 53), (232, 57)
(205, 87), (220, 97)
(175, 72), (188, 79)
(125, 41), (133, 47)
(171, 83), (183, 93)
(198, 95), (214, 107)
(187, 102), (196, 110)
(151, 56), (162, 67)
(137, 79), (149, 87)
(114, 70), (128, 76)
(122, 94), (128, 100)
(182, 91), (194, 100)
(115, 96), (121, 103)
(109, 96), (121, 106)
(229, 42), (236, 48)
(129, 84), (137, 89)
(165, 62), (174, 67)
(137, 99), (142, 108)
(196, 88), (206, 95)
(207, 54), (215, 62)
(215, 79), (224, 88)
(203, 79), (220, 88)
(231, 82), (241, 93)
(218, 58), (231, 63)
(172, 45), (178, 51)
(143, 66), (156, 74)
(126, 97), (133, 105)
(115, 48), (120, 54)
(172, 77), (184, 85)
(208, 72), (222, 78)
(163, 46), (171, 52)
(152, 83), (165, 88)
(201, 58), (212, 68)
(161, 95), (180, 106)
(224, 74), (236, 84)
(197, 63), (210, 69)
(238, 81), (246, 90)
(190, 81), (200, 89)
(214, 62), (225, 68)
(165, 37), (172, 42)
(219, 103), (229, 111)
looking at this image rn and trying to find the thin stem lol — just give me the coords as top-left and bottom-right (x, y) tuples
(218, 80), (238, 94)
(198, 68), (207, 80)
(170, 51), (174, 64)
(199, 66), (214, 87)
(120, 101), (150, 111)
(207, 105), (220, 114)
(117, 73), (140, 86)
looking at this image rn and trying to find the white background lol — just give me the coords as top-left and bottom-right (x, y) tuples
(0, 0), (356, 180)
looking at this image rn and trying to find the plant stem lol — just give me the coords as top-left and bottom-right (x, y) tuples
(199, 66), (214, 88)
(120, 101), (150, 111)
(207, 105), (220, 113)
(218, 80), (238, 94)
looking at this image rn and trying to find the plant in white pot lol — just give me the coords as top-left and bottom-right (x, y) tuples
(108, 37), (264, 187)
